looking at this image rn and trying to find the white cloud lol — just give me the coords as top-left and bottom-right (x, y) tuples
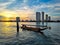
(0, 0), (60, 20)
(0, 0), (15, 10)
(55, 4), (60, 6)
(52, 16), (60, 20)
(55, 8), (60, 10)
(32, 4), (54, 10)
(23, 0), (28, 3)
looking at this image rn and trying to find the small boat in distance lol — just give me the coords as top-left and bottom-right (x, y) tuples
(21, 24), (48, 32)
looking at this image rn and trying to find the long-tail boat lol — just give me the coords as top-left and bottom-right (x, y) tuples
(21, 24), (47, 32)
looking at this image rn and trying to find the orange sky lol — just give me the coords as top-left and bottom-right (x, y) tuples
(0, 10), (34, 20)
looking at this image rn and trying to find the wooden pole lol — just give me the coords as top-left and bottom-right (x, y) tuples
(16, 17), (20, 32)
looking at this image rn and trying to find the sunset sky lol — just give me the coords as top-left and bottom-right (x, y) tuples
(0, 0), (60, 20)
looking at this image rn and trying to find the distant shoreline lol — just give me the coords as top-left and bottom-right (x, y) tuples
(0, 21), (60, 22)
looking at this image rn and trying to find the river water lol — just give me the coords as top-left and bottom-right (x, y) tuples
(0, 22), (60, 45)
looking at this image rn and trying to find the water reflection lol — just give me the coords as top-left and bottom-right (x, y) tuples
(42, 21), (44, 26)
(16, 32), (19, 37)
(36, 22), (40, 28)
(36, 22), (48, 27)
(1, 22), (13, 36)
(16, 32), (19, 42)
(46, 22), (48, 26)
(0, 22), (60, 45)
(0, 22), (16, 39)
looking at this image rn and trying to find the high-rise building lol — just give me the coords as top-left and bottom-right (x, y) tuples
(36, 12), (41, 21)
(42, 12), (44, 26)
(48, 16), (51, 21)
(42, 12), (44, 22)
(46, 14), (48, 21)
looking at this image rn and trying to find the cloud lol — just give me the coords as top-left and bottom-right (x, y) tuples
(0, 0), (15, 10)
(54, 3), (60, 10)
(52, 16), (60, 20)
(0, 9), (18, 17)
(13, 8), (35, 17)
(0, 0), (60, 20)
(54, 8), (60, 11)
(6, 0), (60, 20)
(23, 0), (28, 3)
(55, 3), (60, 6)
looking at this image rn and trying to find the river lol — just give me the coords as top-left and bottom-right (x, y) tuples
(0, 22), (60, 45)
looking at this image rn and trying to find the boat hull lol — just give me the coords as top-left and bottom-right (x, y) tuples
(21, 26), (47, 32)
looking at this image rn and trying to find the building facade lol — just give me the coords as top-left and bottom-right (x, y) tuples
(42, 12), (44, 22)
(46, 14), (48, 21)
(36, 12), (41, 21)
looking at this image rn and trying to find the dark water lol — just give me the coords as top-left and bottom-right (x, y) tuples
(0, 22), (60, 45)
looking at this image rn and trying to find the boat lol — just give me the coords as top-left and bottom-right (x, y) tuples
(21, 24), (47, 32)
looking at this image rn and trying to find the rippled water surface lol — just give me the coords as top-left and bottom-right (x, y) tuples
(0, 22), (60, 45)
